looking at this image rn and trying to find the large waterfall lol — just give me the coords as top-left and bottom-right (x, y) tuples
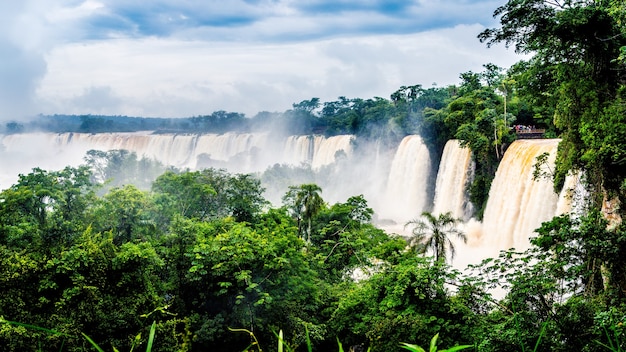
(1, 132), (570, 260)
(481, 139), (561, 250)
(282, 135), (354, 169)
(379, 135), (431, 222)
(432, 140), (474, 220)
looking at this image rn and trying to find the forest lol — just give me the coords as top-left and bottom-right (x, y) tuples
(1, 0), (626, 351)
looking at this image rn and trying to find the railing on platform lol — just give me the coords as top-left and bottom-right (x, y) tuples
(515, 127), (546, 139)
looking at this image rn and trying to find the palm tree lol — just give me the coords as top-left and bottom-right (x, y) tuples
(283, 184), (324, 243)
(404, 211), (466, 263)
(297, 184), (324, 244)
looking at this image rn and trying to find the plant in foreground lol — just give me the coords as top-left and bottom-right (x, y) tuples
(233, 327), (471, 352)
(400, 333), (473, 352)
(232, 327), (367, 352)
(0, 319), (157, 352)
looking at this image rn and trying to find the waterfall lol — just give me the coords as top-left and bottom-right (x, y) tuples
(481, 139), (560, 250)
(1, 131), (572, 254)
(432, 140), (474, 220)
(283, 135), (314, 166)
(194, 133), (270, 171)
(57, 132), (199, 168)
(0, 133), (94, 187)
(311, 135), (353, 169)
(379, 135), (431, 222)
(281, 135), (354, 169)
(0, 132), (358, 189)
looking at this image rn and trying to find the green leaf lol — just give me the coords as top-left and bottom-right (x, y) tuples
(441, 345), (473, 352)
(430, 333), (439, 352)
(81, 332), (105, 352)
(145, 321), (157, 352)
(400, 342), (426, 352)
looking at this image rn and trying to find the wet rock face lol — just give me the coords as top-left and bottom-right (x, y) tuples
(602, 193), (622, 230)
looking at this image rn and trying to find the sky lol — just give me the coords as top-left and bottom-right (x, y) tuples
(0, 0), (524, 120)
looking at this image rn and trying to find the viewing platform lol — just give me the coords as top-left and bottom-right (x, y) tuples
(514, 126), (546, 139)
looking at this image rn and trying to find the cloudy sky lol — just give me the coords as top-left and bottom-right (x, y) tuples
(0, 0), (522, 120)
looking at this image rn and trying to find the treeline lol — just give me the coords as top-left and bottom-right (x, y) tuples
(2, 73), (539, 218)
(0, 90), (450, 139)
(2, 113), (249, 135)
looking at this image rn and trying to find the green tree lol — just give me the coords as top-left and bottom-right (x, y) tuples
(89, 185), (155, 244)
(533, 210), (626, 299)
(0, 226), (173, 352)
(152, 170), (218, 222)
(152, 169), (266, 226)
(330, 254), (474, 351)
(283, 184), (325, 243)
(464, 242), (614, 352)
(310, 195), (391, 281)
(226, 173), (268, 223)
(0, 166), (95, 249)
(405, 212), (466, 263)
(479, 0), (626, 206)
(187, 217), (323, 350)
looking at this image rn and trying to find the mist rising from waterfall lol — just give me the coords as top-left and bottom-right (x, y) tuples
(0, 131), (357, 192)
(1, 132), (573, 261)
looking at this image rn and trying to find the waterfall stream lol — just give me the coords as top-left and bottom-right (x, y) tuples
(1, 132), (571, 264)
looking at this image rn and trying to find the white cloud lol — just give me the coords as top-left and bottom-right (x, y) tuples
(1, 0), (521, 120)
(71, 85), (123, 112)
(0, 1), (54, 121)
(37, 24), (522, 117)
(46, 0), (105, 22)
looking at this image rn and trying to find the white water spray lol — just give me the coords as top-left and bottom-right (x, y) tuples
(481, 139), (561, 251)
(379, 135), (431, 222)
(432, 140), (474, 220)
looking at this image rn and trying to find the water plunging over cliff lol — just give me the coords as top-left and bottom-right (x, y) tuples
(432, 140), (474, 220)
(480, 139), (561, 251)
(379, 135), (431, 222)
(0, 132), (355, 188)
(1, 132), (571, 259)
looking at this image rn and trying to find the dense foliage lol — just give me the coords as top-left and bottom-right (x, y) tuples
(0, 164), (409, 351)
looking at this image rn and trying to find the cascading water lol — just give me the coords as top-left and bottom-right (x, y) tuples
(379, 135), (431, 222)
(0, 132), (355, 189)
(1, 131), (572, 260)
(280, 135), (354, 169)
(480, 139), (561, 251)
(283, 135), (314, 166)
(432, 140), (474, 220)
(556, 172), (587, 217)
(311, 135), (353, 169)
(0, 132), (96, 187)
(194, 133), (270, 172)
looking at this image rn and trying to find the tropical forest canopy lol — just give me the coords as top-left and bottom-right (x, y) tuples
(1, 0), (626, 351)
